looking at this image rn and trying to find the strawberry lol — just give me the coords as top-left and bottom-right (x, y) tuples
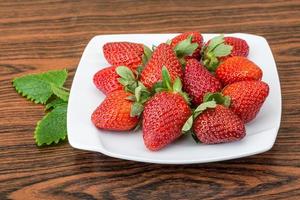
(193, 105), (246, 144)
(205, 36), (249, 60)
(202, 35), (249, 72)
(215, 56), (263, 85)
(182, 93), (245, 144)
(140, 43), (183, 89)
(222, 37), (249, 59)
(140, 37), (198, 89)
(204, 36), (249, 61)
(103, 42), (152, 70)
(222, 80), (269, 123)
(91, 66), (152, 131)
(170, 32), (203, 59)
(183, 59), (222, 105)
(143, 67), (191, 151)
(93, 66), (123, 95)
(91, 90), (139, 131)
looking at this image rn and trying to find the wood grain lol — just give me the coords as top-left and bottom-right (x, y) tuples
(0, 0), (300, 199)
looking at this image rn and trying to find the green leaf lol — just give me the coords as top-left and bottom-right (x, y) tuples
(116, 66), (139, 93)
(151, 81), (164, 93)
(179, 57), (187, 68)
(223, 96), (231, 107)
(130, 102), (144, 117)
(207, 56), (219, 72)
(194, 101), (217, 118)
(162, 66), (172, 90)
(134, 86), (142, 102)
(117, 78), (129, 86)
(140, 92), (151, 104)
(34, 104), (67, 146)
(51, 85), (69, 101)
(213, 43), (233, 57)
(142, 45), (153, 65)
(173, 77), (182, 93)
(12, 69), (68, 104)
(46, 98), (67, 110)
(182, 116), (194, 132)
(134, 82), (151, 104)
(207, 34), (225, 52)
(126, 95), (136, 101)
(137, 81), (148, 91)
(174, 35), (198, 58)
(166, 39), (172, 45)
(201, 34), (233, 72)
(116, 66), (135, 80)
(203, 92), (231, 107)
(136, 65), (145, 78)
(125, 83), (137, 94)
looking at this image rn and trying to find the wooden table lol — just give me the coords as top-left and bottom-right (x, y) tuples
(1, 0), (299, 199)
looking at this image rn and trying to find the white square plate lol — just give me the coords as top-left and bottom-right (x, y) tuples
(67, 33), (281, 164)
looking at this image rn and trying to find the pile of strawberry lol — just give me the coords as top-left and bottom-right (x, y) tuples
(91, 32), (269, 151)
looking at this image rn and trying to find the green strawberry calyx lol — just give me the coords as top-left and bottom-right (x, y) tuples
(173, 35), (199, 66)
(134, 45), (153, 78)
(142, 45), (153, 65)
(116, 66), (138, 93)
(201, 34), (233, 72)
(182, 92), (231, 133)
(152, 66), (190, 103)
(116, 66), (151, 119)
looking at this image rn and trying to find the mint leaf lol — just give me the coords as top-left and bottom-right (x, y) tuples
(46, 98), (67, 110)
(51, 85), (69, 101)
(12, 69), (68, 104)
(34, 104), (67, 146)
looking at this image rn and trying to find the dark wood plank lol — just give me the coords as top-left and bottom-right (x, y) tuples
(0, 0), (300, 199)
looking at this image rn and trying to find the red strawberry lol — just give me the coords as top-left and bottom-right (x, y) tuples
(183, 59), (222, 105)
(103, 42), (145, 70)
(140, 43), (183, 89)
(143, 67), (191, 151)
(202, 35), (249, 72)
(205, 36), (249, 60)
(216, 56), (263, 85)
(222, 37), (249, 59)
(93, 66), (123, 95)
(193, 105), (246, 144)
(170, 32), (203, 59)
(91, 90), (138, 131)
(143, 92), (191, 151)
(222, 80), (269, 123)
